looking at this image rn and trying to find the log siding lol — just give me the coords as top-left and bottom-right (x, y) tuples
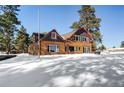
(28, 28), (93, 55)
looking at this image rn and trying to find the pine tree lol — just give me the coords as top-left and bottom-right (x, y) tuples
(71, 5), (102, 51)
(0, 5), (20, 54)
(98, 44), (106, 51)
(113, 46), (116, 48)
(0, 28), (6, 51)
(15, 26), (30, 53)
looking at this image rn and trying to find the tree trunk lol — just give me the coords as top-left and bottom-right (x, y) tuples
(6, 43), (11, 54)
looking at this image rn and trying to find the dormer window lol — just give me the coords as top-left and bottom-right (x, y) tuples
(51, 32), (57, 39)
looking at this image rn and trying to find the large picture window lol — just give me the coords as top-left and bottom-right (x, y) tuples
(48, 45), (59, 52)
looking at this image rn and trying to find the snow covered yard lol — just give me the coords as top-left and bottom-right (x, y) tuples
(0, 53), (124, 87)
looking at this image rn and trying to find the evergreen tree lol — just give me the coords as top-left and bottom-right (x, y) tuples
(15, 26), (30, 53)
(71, 5), (102, 51)
(120, 41), (124, 48)
(98, 44), (106, 51)
(113, 46), (116, 48)
(0, 5), (20, 54)
(0, 28), (6, 51)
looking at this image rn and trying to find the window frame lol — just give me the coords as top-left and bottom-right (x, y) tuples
(51, 32), (57, 39)
(48, 45), (59, 53)
(74, 35), (89, 42)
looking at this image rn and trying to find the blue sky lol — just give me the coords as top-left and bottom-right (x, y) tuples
(18, 5), (124, 48)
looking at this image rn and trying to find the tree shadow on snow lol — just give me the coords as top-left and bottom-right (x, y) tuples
(0, 54), (124, 87)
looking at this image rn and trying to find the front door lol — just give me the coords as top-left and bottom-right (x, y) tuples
(69, 46), (74, 52)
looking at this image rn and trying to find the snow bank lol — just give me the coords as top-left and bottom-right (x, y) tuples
(109, 52), (124, 54)
(101, 50), (124, 55)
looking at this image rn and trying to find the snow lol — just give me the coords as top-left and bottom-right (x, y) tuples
(101, 48), (124, 55)
(48, 76), (75, 87)
(0, 53), (124, 87)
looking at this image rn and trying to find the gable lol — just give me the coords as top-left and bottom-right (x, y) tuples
(74, 29), (87, 36)
(63, 28), (93, 40)
(42, 29), (64, 42)
(72, 29), (92, 40)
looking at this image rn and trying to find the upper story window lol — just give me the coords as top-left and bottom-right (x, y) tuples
(74, 35), (89, 42)
(51, 32), (57, 39)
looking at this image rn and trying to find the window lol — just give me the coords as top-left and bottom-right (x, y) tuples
(82, 36), (87, 41)
(74, 35), (88, 42)
(83, 46), (90, 53)
(74, 46), (81, 51)
(48, 45), (59, 52)
(74, 46), (77, 51)
(75, 36), (78, 41)
(51, 32), (57, 39)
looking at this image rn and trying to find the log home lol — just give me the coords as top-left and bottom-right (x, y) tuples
(28, 28), (93, 55)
